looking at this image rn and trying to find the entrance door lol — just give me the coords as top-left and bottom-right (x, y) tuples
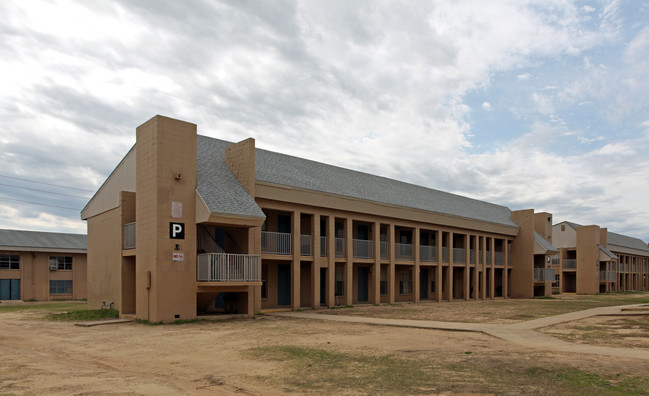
(0, 279), (20, 300)
(358, 266), (369, 302)
(277, 264), (291, 305)
(420, 269), (428, 299)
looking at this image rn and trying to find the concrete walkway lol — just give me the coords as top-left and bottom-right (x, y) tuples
(271, 304), (649, 360)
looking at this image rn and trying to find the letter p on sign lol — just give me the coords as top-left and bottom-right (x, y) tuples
(170, 222), (185, 239)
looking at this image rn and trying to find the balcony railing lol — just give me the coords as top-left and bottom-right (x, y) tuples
(335, 238), (345, 258)
(261, 231), (291, 255)
(442, 247), (449, 262)
(563, 259), (577, 270)
(600, 271), (616, 282)
(197, 253), (260, 282)
(420, 245), (437, 262)
(470, 249), (475, 264)
(494, 252), (504, 266)
(534, 268), (555, 282)
(123, 222), (136, 250)
(380, 242), (388, 260)
(453, 248), (465, 263)
(353, 239), (373, 259)
(395, 243), (413, 261)
(300, 234), (312, 256)
(486, 252), (491, 265)
(320, 236), (326, 257)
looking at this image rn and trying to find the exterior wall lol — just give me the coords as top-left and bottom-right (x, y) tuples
(87, 207), (123, 309)
(576, 226), (600, 294)
(510, 210), (535, 298)
(552, 223), (576, 248)
(135, 115), (197, 323)
(225, 137), (256, 196)
(0, 251), (86, 301)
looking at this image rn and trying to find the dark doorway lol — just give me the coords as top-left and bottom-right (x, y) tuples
(277, 264), (291, 305)
(358, 266), (369, 302)
(420, 269), (428, 299)
(320, 268), (327, 305)
(278, 215), (291, 234)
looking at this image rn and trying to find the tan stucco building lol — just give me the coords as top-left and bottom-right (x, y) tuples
(85, 115), (649, 322)
(0, 229), (87, 301)
(552, 221), (649, 294)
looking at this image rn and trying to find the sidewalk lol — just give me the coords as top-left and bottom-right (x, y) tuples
(271, 304), (649, 360)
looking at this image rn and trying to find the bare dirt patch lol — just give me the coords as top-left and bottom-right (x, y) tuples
(1, 299), (649, 395)
(541, 314), (649, 349)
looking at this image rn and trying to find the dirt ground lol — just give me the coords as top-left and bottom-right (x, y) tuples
(1, 303), (649, 395)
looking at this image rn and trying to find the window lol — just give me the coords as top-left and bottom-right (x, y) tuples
(50, 256), (72, 270)
(399, 270), (412, 294)
(0, 255), (20, 270)
(335, 265), (344, 296)
(50, 280), (73, 295)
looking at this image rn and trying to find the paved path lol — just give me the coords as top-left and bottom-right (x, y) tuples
(271, 304), (649, 360)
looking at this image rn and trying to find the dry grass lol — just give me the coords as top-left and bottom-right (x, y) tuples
(542, 314), (649, 349)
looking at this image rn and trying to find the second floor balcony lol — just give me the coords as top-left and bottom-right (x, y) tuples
(600, 271), (616, 282)
(563, 259), (577, 270)
(353, 239), (373, 259)
(534, 268), (556, 282)
(197, 253), (260, 282)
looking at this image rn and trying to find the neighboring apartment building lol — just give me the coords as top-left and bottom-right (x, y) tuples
(552, 222), (649, 294)
(82, 115), (558, 322)
(0, 229), (87, 301)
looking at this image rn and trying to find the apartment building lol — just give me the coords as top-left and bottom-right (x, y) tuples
(0, 229), (87, 301)
(552, 221), (649, 293)
(82, 115), (560, 322)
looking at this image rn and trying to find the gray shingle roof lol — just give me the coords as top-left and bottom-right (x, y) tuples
(196, 136), (266, 219)
(197, 134), (516, 227)
(607, 231), (649, 253)
(534, 231), (558, 253)
(600, 246), (618, 260)
(0, 229), (86, 250)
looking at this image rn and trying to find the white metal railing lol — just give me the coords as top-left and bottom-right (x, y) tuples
(320, 236), (326, 257)
(442, 247), (449, 262)
(300, 234), (312, 256)
(380, 242), (388, 260)
(494, 252), (504, 265)
(534, 268), (555, 282)
(600, 271), (616, 282)
(197, 253), (260, 282)
(470, 249), (475, 264)
(486, 253), (491, 265)
(563, 259), (577, 270)
(261, 231), (291, 255)
(420, 245), (437, 262)
(453, 248), (466, 263)
(335, 237), (345, 258)
(123, 222), (136, 250)
(552, 255), (560, 265)
(353, 239), (373, 259)
(625, 263), (629, 272)
(395, 243), (413, 260)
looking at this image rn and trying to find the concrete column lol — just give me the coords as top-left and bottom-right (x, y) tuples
(473, 235), (479, 300)
(480, 236), (486, 300)
(413, 226), (420, 303)
(291, 210), (301, 309)
(312, 213), (321, 308)
(345, 217), (353, 305)
(388, 224), (396, 304)
(464, 234), (470, 301)
(436, 229), (443, 302)
(503, 240), (509, 298)
(447, 232), (454, 301)
(372, 221), (381, 304)
(490, 237), (495, 299)
(327, 216), (335, 308)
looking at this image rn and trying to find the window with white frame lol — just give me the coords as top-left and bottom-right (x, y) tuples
(399, 269), (412, 294)
(0, 255), (20, 270)
(50, 256), (72, 270)
(50, 280), (73, 295)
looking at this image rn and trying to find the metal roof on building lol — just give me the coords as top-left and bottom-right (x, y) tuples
(197, 135), (517, 227)
(607, 231), (649, 253)
(0, 229), (87, 251)
(534, 231), (558, 254)
(600, 246), (618, 260)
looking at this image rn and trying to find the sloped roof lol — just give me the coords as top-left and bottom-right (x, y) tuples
(600, 246), (617, 260)
(0, 229), (86, 251)
(534, 231), (558, 254)
(196, 136), (266, 219)
(607, 231), (649, 253)
(252, 141), (517, 227)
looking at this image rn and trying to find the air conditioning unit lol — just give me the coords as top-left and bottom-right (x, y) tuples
(49, 263), (58, 271)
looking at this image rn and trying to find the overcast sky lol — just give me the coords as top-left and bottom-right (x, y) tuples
(1, 0), (648, 242)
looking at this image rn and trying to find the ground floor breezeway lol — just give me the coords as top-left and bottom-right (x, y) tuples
(260, 259), (510, 310)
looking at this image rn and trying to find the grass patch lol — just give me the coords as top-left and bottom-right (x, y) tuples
(244, 345), (649, 395)
(0, 301), (86, 313)
(47, 309), (119, 321)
